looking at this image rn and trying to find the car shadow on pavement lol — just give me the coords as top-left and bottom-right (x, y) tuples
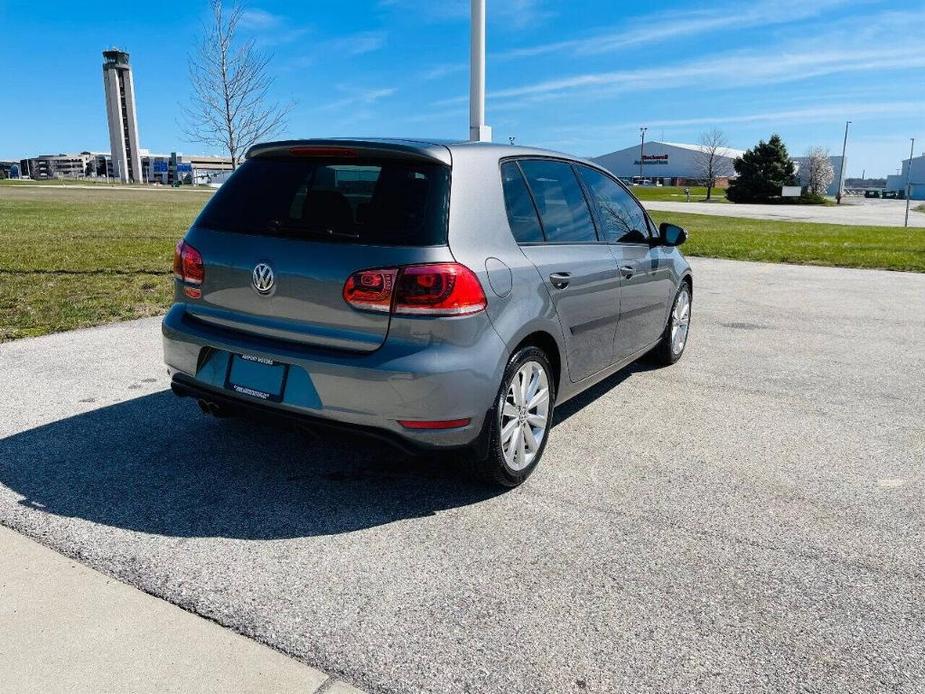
(553, 360), (659, 425)
(0, 391), (502, 540)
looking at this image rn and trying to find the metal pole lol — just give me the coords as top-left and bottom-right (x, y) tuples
(905, 137), (915, 228)
(639, 127), (647, 182)
(469, 0), (491, 142)
(836, 120), (850, 204)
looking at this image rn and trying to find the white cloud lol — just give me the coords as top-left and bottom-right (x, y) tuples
(497, 0), (860, 59)
(419, 63), (467, 81)
(608, 102), (923, 134)
(378, 0), (554, 28)
(325, 30), (387, 56)
(239, 8), (310, 47)
(319, 86), (397, 111)
(454, 40), (925, 108)
(239, 9), (283, 31)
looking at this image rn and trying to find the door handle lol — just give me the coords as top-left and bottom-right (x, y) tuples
(619, 265), (635, 279)
(549, 272), (571, 289)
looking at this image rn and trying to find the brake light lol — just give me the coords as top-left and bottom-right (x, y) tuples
(394, 263), (487, 315)
(342, 263), (487, 317)
(289, 146), (358, 158)
(342, 268), (398, 312)
(173, 240), (204, 285)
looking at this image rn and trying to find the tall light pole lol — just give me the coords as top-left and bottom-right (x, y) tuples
(904, 137), (916, 228)
(836, 120), (850, 204)
(639, 127), (647, 182)
(469, 0), (491, 142)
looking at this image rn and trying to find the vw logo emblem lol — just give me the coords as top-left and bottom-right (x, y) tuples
(252, 263), (275, 294)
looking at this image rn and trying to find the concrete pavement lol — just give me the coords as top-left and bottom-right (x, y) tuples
(1, 257), (923, 693)
(0, 524), (363, 693)
(643, 196), (925, 227)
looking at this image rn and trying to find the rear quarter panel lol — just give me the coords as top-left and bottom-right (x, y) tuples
(445, 147), (569, 387)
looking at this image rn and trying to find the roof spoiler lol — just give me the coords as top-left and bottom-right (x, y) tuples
(245, 139), (452, 166)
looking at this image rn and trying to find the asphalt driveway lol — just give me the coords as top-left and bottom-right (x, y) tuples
(643, 197), (925, 227)
(1, 257), (922, 693)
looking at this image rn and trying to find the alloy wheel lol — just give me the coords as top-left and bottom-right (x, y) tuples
(499, 360), (550, 471)
(671, 287), (691, 356)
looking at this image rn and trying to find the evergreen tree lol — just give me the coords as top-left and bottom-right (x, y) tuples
(726, 134), (797, 203)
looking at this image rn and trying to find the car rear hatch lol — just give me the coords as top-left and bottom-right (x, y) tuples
(181, 141), (453, 352)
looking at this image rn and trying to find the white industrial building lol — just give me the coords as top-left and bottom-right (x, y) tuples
(593, 140), (745, 186)
(885, 153), (925, 200)
(595, 140), (847, 196)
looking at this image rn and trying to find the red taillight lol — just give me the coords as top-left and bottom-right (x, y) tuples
(342, 267), (398, 312)
(394, 263), (487, 315)
(398, 418), (471, 430)
(173, 240), (204, 285)
(343, 263), (486, 317)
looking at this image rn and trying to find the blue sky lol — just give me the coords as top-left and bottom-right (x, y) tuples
(1, 0), (922, 176)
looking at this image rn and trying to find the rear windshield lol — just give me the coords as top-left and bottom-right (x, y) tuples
(196, 156), (450, 245)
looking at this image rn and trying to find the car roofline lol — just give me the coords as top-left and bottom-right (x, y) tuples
(245, 138), (596, 169)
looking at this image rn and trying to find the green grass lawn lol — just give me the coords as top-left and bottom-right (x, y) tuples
(1, 185), (921, 341)
(0, 186), (211, 341)
(630, 185), (731, 203)
(649, 211), (925, 272)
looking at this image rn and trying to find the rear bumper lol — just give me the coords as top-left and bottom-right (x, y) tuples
(161, 304), (506, 451)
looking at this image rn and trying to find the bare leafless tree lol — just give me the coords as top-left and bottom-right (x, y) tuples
(802, 146), (835, 196)
(694, 129), (735, 200)
(182, 0), (292, 168)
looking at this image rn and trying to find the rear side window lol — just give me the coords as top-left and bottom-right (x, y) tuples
(196, 156), (450, 246)
(500, 162), (544, 243)
(577, 166), (651, 244)
(519, 160), (597, 243)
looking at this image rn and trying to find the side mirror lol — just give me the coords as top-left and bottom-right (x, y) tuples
(658, 222), (687, 246)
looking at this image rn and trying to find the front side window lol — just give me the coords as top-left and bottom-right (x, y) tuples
(578, 166), (651, 244)
(519, 159), (597, 243)
(500, 162), (544, 243)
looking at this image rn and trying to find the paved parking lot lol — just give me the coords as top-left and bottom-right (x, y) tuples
(1, 257), (923, 693)
(644, 197), (925, 227)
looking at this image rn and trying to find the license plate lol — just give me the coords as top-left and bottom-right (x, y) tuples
(224, 354), (289, 402)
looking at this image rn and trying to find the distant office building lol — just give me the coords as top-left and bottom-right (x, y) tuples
(792, 155), (844, 197)
(20, 153), (96, 179)
(147, 152), (234, 185)
(593, 141), (745, 186)
(102, 49), (143, 183)
(885, 153), (925, 200)
(17, 149), (232, 184)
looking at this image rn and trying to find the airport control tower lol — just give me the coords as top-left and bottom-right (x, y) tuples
(102, 49), (142, 183)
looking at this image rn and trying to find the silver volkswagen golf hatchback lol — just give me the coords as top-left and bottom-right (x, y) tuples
(163, 139), (692, 486)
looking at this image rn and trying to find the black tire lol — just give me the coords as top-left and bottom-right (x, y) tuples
(463, 346), (556, 487)
(650, 281), (692, 366)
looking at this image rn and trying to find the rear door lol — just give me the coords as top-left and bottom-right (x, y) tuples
(504, 159), (621, 382)
(576, 165), (670, 359)
(181, 149), (452, 352)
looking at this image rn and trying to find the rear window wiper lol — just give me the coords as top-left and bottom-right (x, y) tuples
(262, 220), (360, 239)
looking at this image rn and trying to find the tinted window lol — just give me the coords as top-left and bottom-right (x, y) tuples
(519, 160), (597, 243)
(500, 162), (544, 243)
(578, 166), (651, 243)
(196, 156), (450, 245)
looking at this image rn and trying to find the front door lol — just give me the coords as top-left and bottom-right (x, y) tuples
(575, 165), (670, 360)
